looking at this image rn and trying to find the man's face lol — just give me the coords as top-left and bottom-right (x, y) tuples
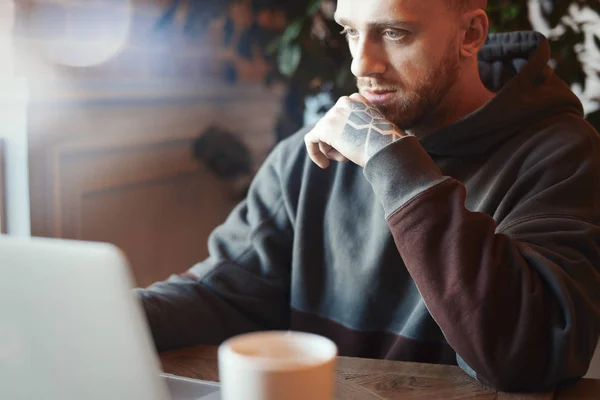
(335, 0), (463, 130)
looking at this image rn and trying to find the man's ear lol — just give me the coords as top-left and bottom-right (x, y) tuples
(459, 9), (489, 58)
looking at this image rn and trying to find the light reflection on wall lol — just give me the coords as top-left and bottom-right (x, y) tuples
(12, 1), (221, 86)
(0, 0), (15, 76)
(25, 0), (132, 68)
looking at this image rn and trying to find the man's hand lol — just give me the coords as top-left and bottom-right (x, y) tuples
(304, 93), (405, 168)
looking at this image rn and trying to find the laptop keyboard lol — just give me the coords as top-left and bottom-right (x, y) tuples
(162, 374), (221, 400)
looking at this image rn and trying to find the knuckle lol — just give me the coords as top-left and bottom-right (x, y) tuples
(330, 106), (348, 118)
(304, 135), (316, 148)
(336, 96), (351, 106)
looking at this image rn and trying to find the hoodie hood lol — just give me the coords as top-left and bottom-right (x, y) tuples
(420, 31), (584, 156)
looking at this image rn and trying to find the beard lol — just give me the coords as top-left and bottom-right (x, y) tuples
(357, 43), (461, 131)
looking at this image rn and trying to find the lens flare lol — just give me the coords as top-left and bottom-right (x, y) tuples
(28, 0), (132, 67)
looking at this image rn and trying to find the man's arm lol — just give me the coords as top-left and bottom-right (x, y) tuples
(363, 131), (600, 392)
(136, 143), (294, 352)
(304, 95), (600, 391)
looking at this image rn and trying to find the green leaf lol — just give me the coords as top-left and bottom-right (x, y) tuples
(508, 4), (520, 19)
(500, 4), (520, 22)
(278, 44), (302, 77)
(306, 0), (322, 16)
(266, 36), (281, 55)
(281, 19), (304, 45)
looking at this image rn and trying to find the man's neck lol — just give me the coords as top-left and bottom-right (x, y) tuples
(407, 72), (495, 139)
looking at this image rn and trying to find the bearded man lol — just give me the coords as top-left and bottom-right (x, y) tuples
(138, 0), (600, 391)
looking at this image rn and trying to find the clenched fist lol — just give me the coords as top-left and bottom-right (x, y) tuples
(304, 93), (406, 168)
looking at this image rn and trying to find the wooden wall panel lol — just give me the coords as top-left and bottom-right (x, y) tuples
(27, 83), (282, 287)
(52, 135), (235, 287)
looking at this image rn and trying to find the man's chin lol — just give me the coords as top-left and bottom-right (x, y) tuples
(374, 104), (418, 130)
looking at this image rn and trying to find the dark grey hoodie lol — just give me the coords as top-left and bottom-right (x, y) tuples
(137, 31), (600, 392)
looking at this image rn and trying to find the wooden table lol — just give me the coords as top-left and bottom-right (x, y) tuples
(159, 345), (600, 399)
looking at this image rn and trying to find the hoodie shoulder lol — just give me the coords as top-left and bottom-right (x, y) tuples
(531, 111), (600, 152)
(519, 112), (600, 219)
(422, 31), (584, 157)
(263, 125), (314, 178)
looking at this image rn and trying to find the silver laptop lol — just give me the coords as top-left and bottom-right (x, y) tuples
(0, 235), (220, 400)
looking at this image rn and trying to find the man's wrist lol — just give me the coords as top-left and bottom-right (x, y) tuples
(364, 136), (447, 217)
(365, 132), (404, 160)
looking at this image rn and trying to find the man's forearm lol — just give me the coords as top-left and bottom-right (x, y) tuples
(136, 276), (263, 351)
(386, 178), (599, 391)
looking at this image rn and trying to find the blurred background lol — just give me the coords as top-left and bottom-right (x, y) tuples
(0, 0), (598, 287)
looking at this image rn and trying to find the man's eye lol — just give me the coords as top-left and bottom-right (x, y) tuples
(340, 28), (359, 39)
(383, 29), (405, 40)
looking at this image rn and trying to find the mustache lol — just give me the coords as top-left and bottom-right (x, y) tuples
(356, 78), (400, 91)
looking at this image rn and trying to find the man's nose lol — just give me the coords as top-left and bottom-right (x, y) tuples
(351, 39), (387, 77)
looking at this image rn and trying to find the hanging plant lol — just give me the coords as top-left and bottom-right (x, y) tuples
(156, 0), (600, 135)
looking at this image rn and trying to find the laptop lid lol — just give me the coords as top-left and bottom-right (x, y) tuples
(0, 236), (171, 400)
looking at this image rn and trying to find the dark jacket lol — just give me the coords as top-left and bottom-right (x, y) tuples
(138, 31), (600, 391)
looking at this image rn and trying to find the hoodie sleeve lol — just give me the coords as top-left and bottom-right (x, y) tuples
(136, 143), (293, 352)
(363, 134), (600, 392)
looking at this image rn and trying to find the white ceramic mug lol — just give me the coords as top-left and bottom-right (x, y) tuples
(218, 331), (338, 400)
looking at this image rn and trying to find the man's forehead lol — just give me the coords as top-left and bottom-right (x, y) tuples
(335, 0), (449, 24)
